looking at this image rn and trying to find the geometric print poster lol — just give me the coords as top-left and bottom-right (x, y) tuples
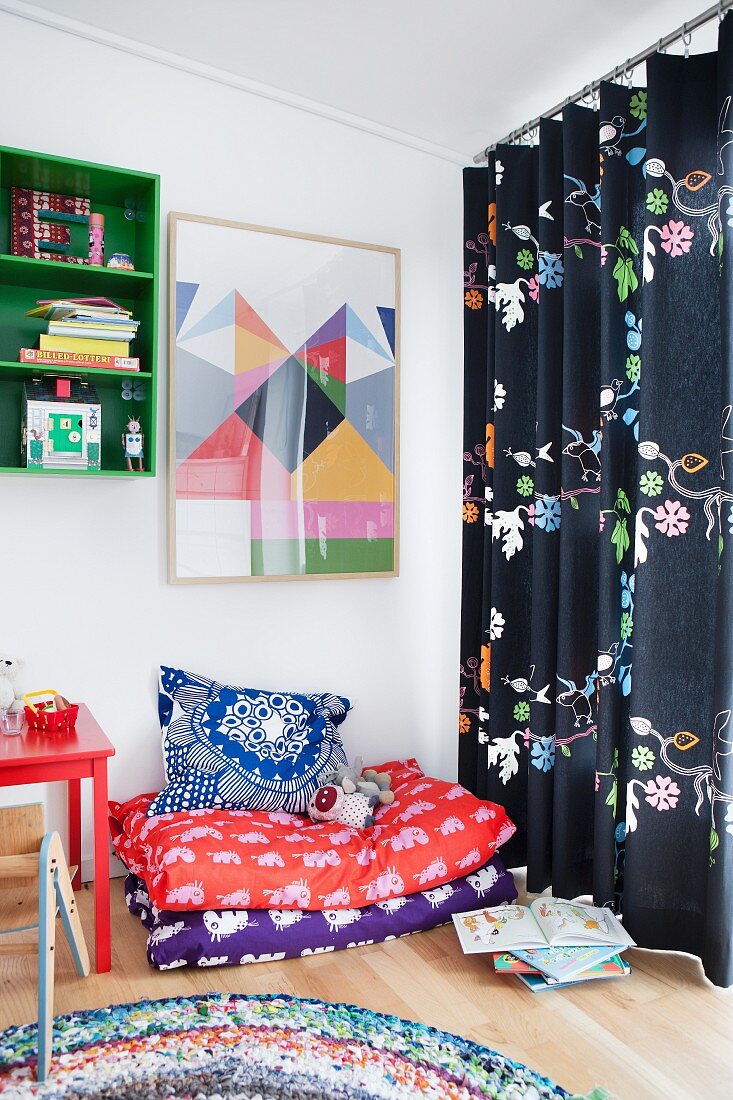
(168, 214), (399, 582)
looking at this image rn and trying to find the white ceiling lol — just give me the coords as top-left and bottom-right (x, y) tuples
(6, 0), (718, 159)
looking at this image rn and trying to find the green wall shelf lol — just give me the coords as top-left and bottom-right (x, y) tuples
(0, 144), (160, 478)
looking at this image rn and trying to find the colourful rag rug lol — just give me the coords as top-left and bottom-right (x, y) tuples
(0, 992), (576, 1099)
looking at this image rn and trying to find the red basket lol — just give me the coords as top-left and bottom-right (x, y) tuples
(24, 698), (79, 733)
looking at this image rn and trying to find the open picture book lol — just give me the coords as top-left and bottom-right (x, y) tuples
(452, 898), (636, 955)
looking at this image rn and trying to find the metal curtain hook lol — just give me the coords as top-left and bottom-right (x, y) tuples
(624, 60), (633, 87)
(657, 37), (666, 55)
(592, 84), (600, 110)
(682, 23), (692, 59)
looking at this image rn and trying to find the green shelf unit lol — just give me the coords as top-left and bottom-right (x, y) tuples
(0, 253), (154, 294)
(0, 144), (159, 478)
(0, 361), (153, 383)
(0, 465), (155, 479)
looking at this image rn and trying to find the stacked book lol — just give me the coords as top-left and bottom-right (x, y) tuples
(21, 297), (141, 371)
(452, 897), (635, 992)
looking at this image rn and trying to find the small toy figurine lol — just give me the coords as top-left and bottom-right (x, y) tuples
(122, 416), (144, 471)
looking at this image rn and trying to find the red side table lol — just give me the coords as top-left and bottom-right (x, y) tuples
(0, 703), (115, 972)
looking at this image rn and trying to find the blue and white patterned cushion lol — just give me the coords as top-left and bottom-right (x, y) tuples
(147, 666), (350, 817)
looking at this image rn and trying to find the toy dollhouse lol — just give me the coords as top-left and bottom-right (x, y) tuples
(22, 379), (101, 471)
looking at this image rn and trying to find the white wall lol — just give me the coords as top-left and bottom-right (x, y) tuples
(0, 12), (464, 871)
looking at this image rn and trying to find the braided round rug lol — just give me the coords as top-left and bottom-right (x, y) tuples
(0, 992), (571, 1099)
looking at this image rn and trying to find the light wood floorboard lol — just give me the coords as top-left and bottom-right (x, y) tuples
(0, 878), (731, 1099)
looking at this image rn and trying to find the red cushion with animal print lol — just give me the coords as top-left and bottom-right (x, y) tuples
(109, 758), (515, 912)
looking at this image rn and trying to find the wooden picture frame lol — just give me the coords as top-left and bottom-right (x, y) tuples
(168, 212), (399, 583)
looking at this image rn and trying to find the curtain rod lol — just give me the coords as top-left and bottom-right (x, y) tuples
(472, 0), (732, 163)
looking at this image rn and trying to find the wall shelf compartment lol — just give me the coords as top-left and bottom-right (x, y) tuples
(0, 144), (160, 478)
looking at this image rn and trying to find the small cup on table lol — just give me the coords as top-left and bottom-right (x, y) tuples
(0, 709), (24, 736)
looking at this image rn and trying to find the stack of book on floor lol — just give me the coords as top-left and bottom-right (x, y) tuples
(452, 897), (635, 992)
(20, 297), (141, 371)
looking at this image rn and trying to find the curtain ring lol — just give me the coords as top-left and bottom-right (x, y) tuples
(682, 23), (692, 59)
(624, 60), (633, 87)
(592, 84), (600, 110)
(657, 37), (666, 55)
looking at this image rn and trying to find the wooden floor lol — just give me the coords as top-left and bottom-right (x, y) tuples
(1, 878), (732, 1099)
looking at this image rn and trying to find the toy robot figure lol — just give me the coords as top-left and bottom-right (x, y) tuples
(122, 416), (144, 472)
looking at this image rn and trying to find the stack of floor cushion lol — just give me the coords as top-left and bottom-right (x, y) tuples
(110, 758), (517, 969)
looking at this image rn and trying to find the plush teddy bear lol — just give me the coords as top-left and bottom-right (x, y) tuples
(0, 655), (24, 713)
(307, 783), (378, 830)
(326, 755), (394, 806)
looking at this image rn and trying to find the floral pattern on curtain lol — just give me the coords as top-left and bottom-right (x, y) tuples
(460, 16), (733, 987)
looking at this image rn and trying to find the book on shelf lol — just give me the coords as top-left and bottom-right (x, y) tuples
(516, 956), (631, 993)
(19, 348), (139, 371)
(47, 322), (138, 339)
(28, 297), (126, 318)
(40, 334), (130, 356)
(452, 898), (635, 955)
(27, 297), (139, 355)
(53, 317), (138, 327)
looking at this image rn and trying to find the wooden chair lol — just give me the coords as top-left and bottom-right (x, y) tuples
(0, 804), (90, 1081)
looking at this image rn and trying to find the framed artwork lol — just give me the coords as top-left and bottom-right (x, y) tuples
(168, 213), (399, 583)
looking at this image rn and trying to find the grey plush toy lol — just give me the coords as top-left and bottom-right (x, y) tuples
(325, 755), (395, 806)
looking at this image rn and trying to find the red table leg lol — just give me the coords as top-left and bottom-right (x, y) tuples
(92, 757), (111, 973)
(67, 777), (82, 891)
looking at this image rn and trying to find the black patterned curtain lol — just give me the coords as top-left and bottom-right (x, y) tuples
(460, 17), (733, 987)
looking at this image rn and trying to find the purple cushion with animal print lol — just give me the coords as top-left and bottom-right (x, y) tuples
(124, 854), (517, 970)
